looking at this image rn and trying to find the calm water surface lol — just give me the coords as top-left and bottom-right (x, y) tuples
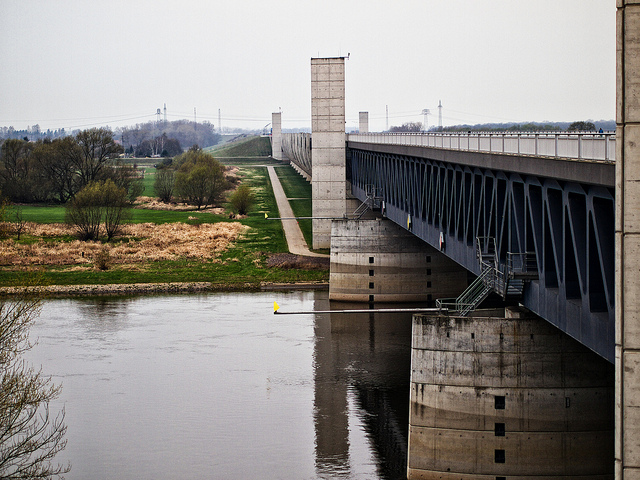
(24, 290), (412, 479)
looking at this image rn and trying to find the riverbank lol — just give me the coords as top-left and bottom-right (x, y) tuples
(0, 164), (329, 293)
(0, 279), (329, 298)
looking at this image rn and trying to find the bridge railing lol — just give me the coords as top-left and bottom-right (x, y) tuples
(347, 132), (616, 162)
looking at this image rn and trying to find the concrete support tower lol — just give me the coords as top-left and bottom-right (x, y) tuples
(408, 308), (614, 479)
(617, 2), (640, 478)
(271, 112), (283, 161)
(358, 111), (369, 133)
(311, 57), (347, 249)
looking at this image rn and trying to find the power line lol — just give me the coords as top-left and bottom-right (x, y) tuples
(65, 114), (157, 130)
(0, 111), (154, 125)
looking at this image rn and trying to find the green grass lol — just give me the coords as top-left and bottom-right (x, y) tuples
(206, 135), (272, 157)
(1, 166), (327, 288)
(274, 166), (313, 248)
(230, 166), (288, 253)
(13, 205), (67, 223)
(275, 166), (312, 199)
(141, 167), (156, 196)
(0, 256), (327, 287)
(217, 157), (285, 166)
(14, 204), (226, 225)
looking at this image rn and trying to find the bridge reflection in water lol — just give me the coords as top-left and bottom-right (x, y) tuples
(313, 295), (415, 479)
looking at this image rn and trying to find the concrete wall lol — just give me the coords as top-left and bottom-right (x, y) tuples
(409, 307), (614, 479)
(330, 218), (468, 303)
(359, 111), (369, 133)
(616, 3), (640, 478)
(311, 57), (347, 249)
(271, 112), (283, 161)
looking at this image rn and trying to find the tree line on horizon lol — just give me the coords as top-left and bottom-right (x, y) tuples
(0, 128), (141, 204)
(119, 119), (222, 156)
(388, 119), (616, 133)
(0, 119), (223, 156)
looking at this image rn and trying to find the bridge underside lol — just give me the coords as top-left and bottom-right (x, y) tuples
(348, 146), (615, 362)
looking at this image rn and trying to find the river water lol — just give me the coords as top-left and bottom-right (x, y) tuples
(24, 290), (413, 479)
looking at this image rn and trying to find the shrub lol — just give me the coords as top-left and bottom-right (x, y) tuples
(94, 245), (111, 270)
(174, 150), (228, 210)
(0, 196), (9, 239)
(65, 179), (131, 241)
(65, 182), (102, 240)
(154, 168), (175, 203)
(229, 184), (256, 215)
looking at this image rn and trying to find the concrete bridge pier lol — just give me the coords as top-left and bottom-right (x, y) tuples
(329, 218), (469, 303)
(408, 307), (614, 479)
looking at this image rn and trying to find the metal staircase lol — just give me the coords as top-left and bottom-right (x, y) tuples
(351, 184), (383, 219)
(436, 237), (538, 316)
(436, 266), (495, 316)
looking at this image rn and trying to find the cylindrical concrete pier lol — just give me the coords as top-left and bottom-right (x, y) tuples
(408, 307), (614, 479)
(330, 218), (469, 303)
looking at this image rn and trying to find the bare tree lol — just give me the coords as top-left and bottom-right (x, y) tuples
(32, 138), (77, 203)
(69, 128), (123, 189)
(12, 205), (27, 240)
(0, 291), (70, 479)
(154, 168), (175, 203)
(65, 179), (131, 241)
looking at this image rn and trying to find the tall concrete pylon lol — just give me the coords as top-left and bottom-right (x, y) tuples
(311, 57), (347, 249)
(359, 111), (369, 133)
(271, 112), (283, 161)
(617, 3), (640, 478)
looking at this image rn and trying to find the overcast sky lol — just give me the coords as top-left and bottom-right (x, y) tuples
(0, 0), (616, 133)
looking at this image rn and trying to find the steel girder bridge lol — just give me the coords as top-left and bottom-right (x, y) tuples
(346, 137), (615, 362)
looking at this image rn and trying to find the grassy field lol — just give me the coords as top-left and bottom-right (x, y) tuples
(274, 166), (313, 248)
(206, 135), (272, 157)
(141, 166), (156, 196)
(15, 203), (225, 225)
(1, 166), (328, 289)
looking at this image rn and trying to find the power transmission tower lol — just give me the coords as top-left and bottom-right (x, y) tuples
(422, 109), (431, 131)
(386, 105), (389, 131)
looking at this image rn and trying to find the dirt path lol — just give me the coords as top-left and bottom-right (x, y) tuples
(267, 166), (328, 258)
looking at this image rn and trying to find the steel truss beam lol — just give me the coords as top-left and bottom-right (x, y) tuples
(348, 148), (615, 362)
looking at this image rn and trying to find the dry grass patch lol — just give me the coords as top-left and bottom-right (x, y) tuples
(0, 222), (247, 268)
(133, 197), (226, 214)
(22, 222), (73, 237)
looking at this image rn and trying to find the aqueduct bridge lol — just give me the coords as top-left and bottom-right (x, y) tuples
(268, 16), (640, 474)
(280, 128), (616, 363)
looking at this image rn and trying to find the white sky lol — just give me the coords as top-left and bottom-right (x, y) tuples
(0, 0), (616, 132)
